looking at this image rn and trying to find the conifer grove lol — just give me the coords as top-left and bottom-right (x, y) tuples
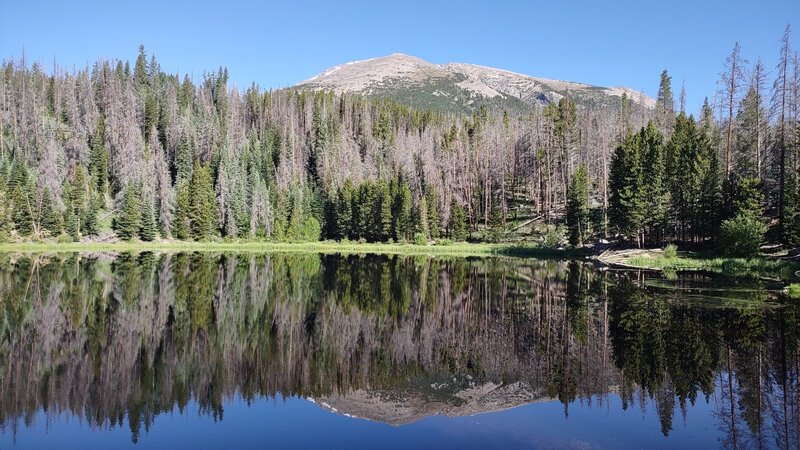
(0, 28), (797, 248)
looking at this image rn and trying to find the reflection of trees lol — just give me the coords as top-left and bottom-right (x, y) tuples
(1, 254), (800, 446)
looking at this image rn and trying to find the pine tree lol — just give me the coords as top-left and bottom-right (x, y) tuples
(176, 132), (194, 185)
(89, 116), (109, 193)
(394, 182), (412, 242)
(64, 201), (79, 242)
(732, 177), (765, 218)
(174, 181), (191, 240)
(698, 134), (723, 240)
(40, 189), (62, 236)
(71, 165), (89, 232)
(609, 131), (645, 245)
(133, 45), (148, 89)
(0, 190), (11, 242)
(784, 177), (800, 245)
(641, 123), (669, 243)
(656, 70), (675, 135)
(336, 179), (354, 240)
(379, 183), (393, 241)
(189, 163), (216, 240)
(416, 195), (430, 240)
(10, 185), (34, 237)
(115, 184), (142, 241)
(140, 200), (157, 241)
(426, 187), (440, 239)
(449, 199), (468, 241)
(84, 197), (98, 236)
(355, 182), (374, 240)
(566, 165), (590, 246)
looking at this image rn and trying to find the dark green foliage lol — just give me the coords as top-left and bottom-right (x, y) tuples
(335, 180), (354, 240)
(89, 116), (109, 193)
(0, 190), (11, 242)
(566, 165), (590, 246)
(641, 123), (669, 242)
(609, 130), (645, 242)
(380, 184), (393, 241)
(655, 70), (675, 133)
(425, 187), (440, 239)
(71, 165), (89, 232)
(64, 201), (79, 241)
(718, 213), (766, 257)
(189, 163), (217, 240)
(394, 182), (412, 242)
(330, 178), (420, 243)
(174, 181), (191, 240)
(115, 184), (142, 241)
(40, 188), (62, 236)
(449, 199), (468, 241)
(140, 200), (157, 241)
(176, 131), (194, 185)
(84, 198), (98, 236)
(415, 195), (429, 240)
(783, 177), (800, 245)
(9, 163), (34, 237)
(732, 177), (765, 218)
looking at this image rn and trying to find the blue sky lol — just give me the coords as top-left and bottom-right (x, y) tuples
(1, 0), (797, 113)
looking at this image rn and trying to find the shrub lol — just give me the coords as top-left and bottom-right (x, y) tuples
(663, 243), (678, 259)
(542, 225), (566, 248)
(787, 283), (800, 299)
(413, 232), (428, 245)
(717, 213), (766, 258)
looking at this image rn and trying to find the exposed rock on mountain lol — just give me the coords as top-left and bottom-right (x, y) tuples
(296, 53), (655, 113)
(311, 378), (553, 426)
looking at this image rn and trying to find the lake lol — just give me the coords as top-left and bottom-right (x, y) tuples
(0, 252), (796, 449)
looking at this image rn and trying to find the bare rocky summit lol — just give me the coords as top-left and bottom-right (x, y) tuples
(310, 378), (553, 426)
(296, 53), (655, 113)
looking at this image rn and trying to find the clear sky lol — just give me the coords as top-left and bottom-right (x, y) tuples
(1, 0), (797, 114)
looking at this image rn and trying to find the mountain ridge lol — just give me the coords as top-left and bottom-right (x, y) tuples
(296, 53), (656, 113)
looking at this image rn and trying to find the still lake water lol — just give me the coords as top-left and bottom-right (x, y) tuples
(0, 252), (796, 449)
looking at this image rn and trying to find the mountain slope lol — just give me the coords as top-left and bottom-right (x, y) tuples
(296, 53), (655, 113)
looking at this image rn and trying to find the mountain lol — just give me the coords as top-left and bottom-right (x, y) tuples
(295, 53), (655, 113)
(309, 376), (556, 426)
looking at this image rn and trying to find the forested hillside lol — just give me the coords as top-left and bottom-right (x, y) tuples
(0, 26), (797, 248)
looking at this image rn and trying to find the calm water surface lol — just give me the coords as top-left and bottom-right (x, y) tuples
(0, 252), (795, 449)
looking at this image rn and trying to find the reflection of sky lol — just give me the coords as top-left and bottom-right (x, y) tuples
(1, 391), (720, 450)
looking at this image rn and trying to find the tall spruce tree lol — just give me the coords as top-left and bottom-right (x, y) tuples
(140, 200), (157, 241)
(174, 181), (191, 240)
(566, 165), (590, 246)
(426, 186), (440, 239)
(609, 131), (645, 245)
(189, 163), (216, 240)
(394, 182), (412, 242)
(115, 184), (142, 240)
(656, 70), (675, 135)
(450, 199), (468, 241)
(641, 122), (669, 243)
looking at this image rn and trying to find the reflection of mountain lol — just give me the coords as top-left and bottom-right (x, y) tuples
(312, 379), (552, 426)
(0, 252), (797, 448)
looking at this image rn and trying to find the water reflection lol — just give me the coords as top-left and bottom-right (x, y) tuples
(0, 252), (797, 448)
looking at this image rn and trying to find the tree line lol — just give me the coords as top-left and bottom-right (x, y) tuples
(566, 25), (799, 253)
(0, 26), (797, 247)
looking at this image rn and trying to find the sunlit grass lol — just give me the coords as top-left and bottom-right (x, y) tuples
(0, 240), (586, 259)
(626, 252), (800, 281)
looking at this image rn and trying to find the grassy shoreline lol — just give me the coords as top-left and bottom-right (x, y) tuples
(0, 240), (588, 259)
(621, 251), (800, 282)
